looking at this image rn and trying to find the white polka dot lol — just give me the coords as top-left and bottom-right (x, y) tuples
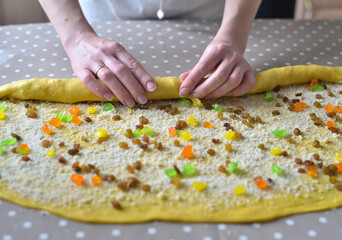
(49, 74), (55, 77)
(58, 220), (68, 227)
(252, 223), (261, 228)
(25, 75), (31, 78)
(22, 221), (32, 228)
(39, 233), (49, 240)
(4, 64), (10, 68)
(111, 229), (121, 237)
(3, 235), (12, 240)
(1, 75), (7, 79)
(217, 224), (227, 230)
(239, 235), (248, 240)
(147, 227), (157, 235)
(308, 230), (317, 237)
(17, 59), (23, 62)
(183, 225), (192, 233)
(38, 69), (44, 72)
(61, 68), (67, 71)
(203, 237), (212, 240)
(75, 231), (85, 239)
(318, 217), (327, 223)
(273, 232), (282, 239)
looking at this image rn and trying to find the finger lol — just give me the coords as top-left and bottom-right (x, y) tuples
(204, 65), (244, 99)
(225, 71), (256, 97)
(115, 46), (156, 92)
(77, 69), (114, 101)
(189, 60), (234, 99)
(96, 65), (136, 107)
(104, 58), (148, 105)
(179, 51), (220, 97)
(180, 71), (191, 80)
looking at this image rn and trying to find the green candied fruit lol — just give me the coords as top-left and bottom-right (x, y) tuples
(228, 162), (238, 173)
(1, 137), (17, 146)
(0, 146), (3, 155)
(132, 129), (143, 137)
(62, 113), (73, 122)
(15, 147), (28, 155)
(212, 104), (223, 111)
(179, 98), (191, 106)
(142, 126), (154, 137)
(103, 103), (115, 111)
(165, 168), (178, 178)
(271, 130), (289, 138)
(183, 164), (196, 176)
(312, 85), (325, 92)
(265, 92), (274, 102)
(271, 164), (283, 176)
(56, 112), (63, 120)
(0, 102), (5, 109)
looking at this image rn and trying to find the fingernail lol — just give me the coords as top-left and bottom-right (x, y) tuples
(179, 88), (189, 97)
(126, 99), (135, 108)
(147, 81), (156, 91)
(137, 94), (147, 104)
(104, 93), (113, 101)
(190, 92), (199, 99)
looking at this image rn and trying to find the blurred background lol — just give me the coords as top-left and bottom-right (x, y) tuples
(0, 0), (341, 25)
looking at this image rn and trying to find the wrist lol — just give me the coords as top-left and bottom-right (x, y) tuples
(63, 29), (96, 53)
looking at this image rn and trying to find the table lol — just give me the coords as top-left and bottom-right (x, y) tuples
(0, 19), (342, 240)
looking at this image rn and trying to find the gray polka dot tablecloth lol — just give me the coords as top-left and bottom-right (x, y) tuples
(0, 19), (342, 240)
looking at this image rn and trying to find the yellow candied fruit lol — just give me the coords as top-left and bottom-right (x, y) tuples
(191, 98), (203, 108)
(187, 115), (199, 127)
(86, 107), (96, 114)
(192, 181), (207, 191)
(270, 147), (282, 155)
(96, 129), (108, 139)
(234, 185), (245, 195)
(336, 153), (342, 162)
(180, 130), (192, 141)
(128, 107), (132, 113)
(47, 148), (55, 158)
(225, 130), (236, 140)
(0, 109), (5, 120)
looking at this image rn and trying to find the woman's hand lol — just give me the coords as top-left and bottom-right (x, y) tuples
(179, 39), (255, 99)
(65, 32), (156, 107)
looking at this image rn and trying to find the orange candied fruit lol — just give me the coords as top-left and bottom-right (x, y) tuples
(71, 174), (84, 185)
(327, 121), (335, 129)
(43, 124), (51, 135)
(92, 175), (102, 185)
(168, 127), (176, 136)
(310, 78), (319, 86)
(334, 162), (342, 173)
(307, 166), (317, 177)
(181, 145), (194, 159)
(48, 117), (61, 127)
(72, 115), (82, 125)
(294, 102), (307, 112)
(203, 121), (213, 128)
(335, 105), (342, 113)
(324, 103), (334, 113)
(254, 176), (267, 189)
(69, 105), (79, 115)
(18, 144), (29, 152)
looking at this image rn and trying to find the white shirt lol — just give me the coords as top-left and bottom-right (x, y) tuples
(79, 0), (225, 22)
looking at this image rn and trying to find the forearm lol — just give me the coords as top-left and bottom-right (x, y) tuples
(38, 0), (95, 51)
(216, 0), (261, 53)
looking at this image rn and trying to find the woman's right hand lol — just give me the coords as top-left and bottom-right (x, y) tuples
(65, 32), (156, 107)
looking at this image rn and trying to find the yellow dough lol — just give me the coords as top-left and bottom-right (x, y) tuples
(0, 65), (341, 103)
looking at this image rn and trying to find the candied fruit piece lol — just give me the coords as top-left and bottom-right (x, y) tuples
(335, 105), (342, 113)
(225, 130), (236, 140)
(179, 98), (190, 106)
(234, 185), (245, 195)
(165, 168), (178, 178)
(71, 174), (83, 185)
(191, 98), (203, 108)
(1, 137), (17, 146)
(270, 147), (282, 155)
(72, 115), (82, 124)
(271, 130), (289, 138)
(336, 153), (342, 162)
(43, 124), (51, 135)
(56, 112), (63, 120)
(324, 103), (334, 112)
(271, 164), (283, 175)
(0, 109), (5, 120)
(192, 181), (207, 191)
(180, 130), (191, 141)
(228, 162), (238, 173)
(212, 104), (223, 111)
(255, 176), (267, 189)
(0, 102), (5, 109)
(86, 107), (96, 114)
(142, 126), (154, 137)
(92, 175), (102, 185)
(265, 92), (274, 102)
(168, 127), (177, 136)
(69, 106), (79, 115)
(294, 102), (307, 112)
(312, 85), (325, 92)
(310, 78), (319, 86)
(181, 145), (194, 159)
(48, 117), (61, 128)
(47, 148), (55, 158)
(307, 166), (317, 177)
(327, 121), (335, 129)
(170, 177), (181, 186)
(187, 115), (199, 127)
(103, 103), (114, 111)
(203, 121), (213, 128)
(183, 163), (196, 176)
(15, 146), (29, 155)
(96, 129), (108, 139)
(133, 129), (143, 137)
(334, 162), (342, 173)
(0, 146), (3, 155)
(63, 114), (73, 122)
(217, 111), (224, 120)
